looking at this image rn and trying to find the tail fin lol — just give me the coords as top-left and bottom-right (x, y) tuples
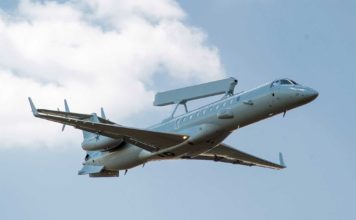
(82, 113), (100, 140)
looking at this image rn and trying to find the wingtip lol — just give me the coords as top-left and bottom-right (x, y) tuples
(279, 152), (286, 168)
(28, 97), (38, 116)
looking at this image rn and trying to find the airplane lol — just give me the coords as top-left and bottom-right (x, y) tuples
(28, 77), (318, 177)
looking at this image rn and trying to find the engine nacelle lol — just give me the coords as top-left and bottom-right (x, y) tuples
(81, 135), (124, 151)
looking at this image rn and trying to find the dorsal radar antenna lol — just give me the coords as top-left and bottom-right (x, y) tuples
(153, 77), (238, 119)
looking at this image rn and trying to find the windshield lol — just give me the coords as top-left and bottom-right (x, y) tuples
(271, 79), (299, 87)
(290, 80), (298, 85)
(280, 79), (291, 85)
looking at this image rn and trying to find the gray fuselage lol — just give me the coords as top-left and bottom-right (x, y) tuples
(84, 79), (318, 171)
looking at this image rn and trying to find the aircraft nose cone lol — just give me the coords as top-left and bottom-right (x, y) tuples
(305, 88), (319, 101)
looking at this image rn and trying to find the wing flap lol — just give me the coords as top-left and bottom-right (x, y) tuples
(184, 143), (285, 170)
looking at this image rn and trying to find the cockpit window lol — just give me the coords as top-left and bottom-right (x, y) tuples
(280, 79), (292, 85)
(271, 80), (280, 87)
(271, 79), (298, 87)
(290, 80), (298, 85)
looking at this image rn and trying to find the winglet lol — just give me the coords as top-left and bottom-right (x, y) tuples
(279, 152), (286, 168)
(28, 97), (38, 116)
(100, 107), (106, 119)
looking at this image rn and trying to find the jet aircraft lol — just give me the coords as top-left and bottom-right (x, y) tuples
(28, 77), (318, 177)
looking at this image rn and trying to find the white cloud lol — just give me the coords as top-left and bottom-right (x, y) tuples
(82, 0), (185, 22)
(0, 0), (225, 149)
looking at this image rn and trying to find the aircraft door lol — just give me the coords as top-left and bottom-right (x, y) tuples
(269, 80), (280, 108)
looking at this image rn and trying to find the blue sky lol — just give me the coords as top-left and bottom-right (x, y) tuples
(0, 1), (355, 219)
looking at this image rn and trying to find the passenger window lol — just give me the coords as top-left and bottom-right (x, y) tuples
(236, 96), (240, 102)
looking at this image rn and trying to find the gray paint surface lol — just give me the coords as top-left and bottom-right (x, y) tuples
(29, 78), (318, 175)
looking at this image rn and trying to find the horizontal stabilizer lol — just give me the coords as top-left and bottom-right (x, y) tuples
(154, 77), (238, 106)
(78, 165), (104, 175)
(78, 165), (119, 177)
(89, 170), (119, 177)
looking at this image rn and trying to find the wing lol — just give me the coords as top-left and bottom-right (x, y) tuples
(183, 143), (285, 170)
(37, 109), (115, 124)
(29, 98), (188, 151)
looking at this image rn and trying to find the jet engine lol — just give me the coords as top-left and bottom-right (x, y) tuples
(81, 135), (124, 151)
